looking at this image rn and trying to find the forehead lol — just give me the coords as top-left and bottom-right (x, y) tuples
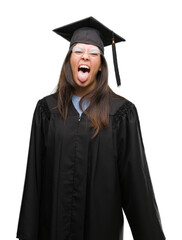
(74, 43), (99, 49)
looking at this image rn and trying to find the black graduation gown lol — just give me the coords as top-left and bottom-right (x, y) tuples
(16, 92), (165, 240)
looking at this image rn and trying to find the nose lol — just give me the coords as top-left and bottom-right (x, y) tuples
(82, 51), (90, 60)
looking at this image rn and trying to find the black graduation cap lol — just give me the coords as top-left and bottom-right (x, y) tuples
(52, 16), (125, 86)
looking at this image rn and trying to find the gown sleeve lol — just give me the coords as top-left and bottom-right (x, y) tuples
(117, 102), (166, 240)
(16, 99), (50, 240)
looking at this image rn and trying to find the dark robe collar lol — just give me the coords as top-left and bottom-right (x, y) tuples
(46, 92), (128, 117)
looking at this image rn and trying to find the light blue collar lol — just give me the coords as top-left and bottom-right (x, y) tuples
(71, 94), (90, 116)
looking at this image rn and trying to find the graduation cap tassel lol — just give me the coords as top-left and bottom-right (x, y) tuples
(112, 32), (121, 86)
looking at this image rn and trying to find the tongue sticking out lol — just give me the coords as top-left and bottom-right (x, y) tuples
(78, 70), (89, 82)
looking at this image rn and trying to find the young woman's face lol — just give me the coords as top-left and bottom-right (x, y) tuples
(70, 43), (102, 96)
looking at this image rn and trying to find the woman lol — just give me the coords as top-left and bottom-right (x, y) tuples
(16, 17), (166, 240)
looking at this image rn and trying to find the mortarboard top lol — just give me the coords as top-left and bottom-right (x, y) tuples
(53, 16), (125, 87)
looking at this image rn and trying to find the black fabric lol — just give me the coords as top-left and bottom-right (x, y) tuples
(52, 16), (125, 48)
(16, 92), (166, 240)
(112, 37), (121, 86)
(70, 27), (104, 53)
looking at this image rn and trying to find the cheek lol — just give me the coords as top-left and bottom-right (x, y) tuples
(70, 55), (74, 71)
(70, 55), (78, 73)
(92, 59), (101, 74)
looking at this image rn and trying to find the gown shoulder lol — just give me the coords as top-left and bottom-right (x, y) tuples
(109, 92), (136, 119)
(39, 91), (138, 122)
(37, 92), (58, 116)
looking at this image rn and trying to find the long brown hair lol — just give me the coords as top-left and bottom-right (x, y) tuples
(54, 48), (115, 139)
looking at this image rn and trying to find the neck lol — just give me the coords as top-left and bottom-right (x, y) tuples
(73, 81), (96, 97)
(72, 87), (89, 97)
(72, 91), (83, 97)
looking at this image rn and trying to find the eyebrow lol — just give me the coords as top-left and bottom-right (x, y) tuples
(74, 46), (84, 50)
(72, 45), (101, 55)
(74, 46), (100, 51)
(89, 48), (101, 52)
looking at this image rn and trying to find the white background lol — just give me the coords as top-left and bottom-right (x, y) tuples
(0, 0), (181, 239)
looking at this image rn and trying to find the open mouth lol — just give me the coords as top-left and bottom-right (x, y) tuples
(78, 65), (90, 73)
(77, 65), (90, 82)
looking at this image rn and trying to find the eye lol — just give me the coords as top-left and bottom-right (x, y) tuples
(72, 46), (84, 54)
(75, 50), (83, 54)
(89, 49), (101, 57)
(90, 53), (99, 57)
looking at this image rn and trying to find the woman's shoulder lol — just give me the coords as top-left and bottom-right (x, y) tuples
(109, 92), (135, 116)
(36, 92), (58, 116)
(109, 92), (139, 129)
(39, 93), (58, 110)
